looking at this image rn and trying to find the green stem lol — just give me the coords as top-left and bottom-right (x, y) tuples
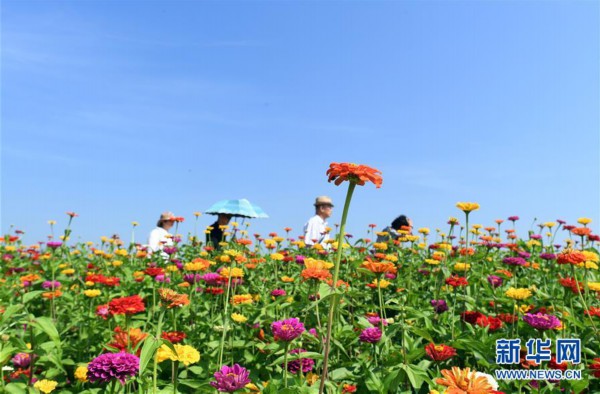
(284, 342), (290, 388)
(318, 182), (356, 394)
(152, 310), (165, 394)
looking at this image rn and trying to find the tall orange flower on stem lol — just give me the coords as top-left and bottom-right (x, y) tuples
(319, 162), (382, 394)
(327, 163), (382, 188)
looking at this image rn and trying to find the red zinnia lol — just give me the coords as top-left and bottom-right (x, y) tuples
(144, 267), (164, 277)
(108, 295), (145, 315)
(497, 313), (519, 324)
(446, 275), (469, 287)
(475, 315), (503, 331)
(326, 162), (383, 188)
(557, 250), (586, 265)
(425, 343), (457, 361)
(161, 331), (187, 343)
(590, 358), (600, 378)
(461, 311), (484, 324)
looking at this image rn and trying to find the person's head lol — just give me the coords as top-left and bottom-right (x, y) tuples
(314, 196), (334, 219)
(391, 215), (412, 231)
(157, 211), (176, 230)
(217, 214), (233, 226)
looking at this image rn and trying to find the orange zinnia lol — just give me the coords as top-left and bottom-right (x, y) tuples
(572, 227), (592, 237)
(557, 250), (587, 265)
(158, 288), (190, 308)
(301, 267), (332, 281)
(362, 258), (397, 274)
(436, 367), (493, 393)
(326, 163), (383, 188)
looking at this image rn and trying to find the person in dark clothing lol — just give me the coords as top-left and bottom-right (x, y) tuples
(376, 215), (413, 243)
(207, 214), (233, 249)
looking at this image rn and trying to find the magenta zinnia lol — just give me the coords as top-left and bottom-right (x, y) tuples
(210, 364), (251, 392)
(523, 312), (561, 331)
(271, 318), (305, 341)
(87, 352), (139, 384)
(359, 327), (382, 343)
(285, 349), (315, 374)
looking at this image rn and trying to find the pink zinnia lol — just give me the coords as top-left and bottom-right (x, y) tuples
(210, 364), (251, 392)
(523, 313), (561, 331)
(271, 318), (305, 341)
(359, 327), (382, 343)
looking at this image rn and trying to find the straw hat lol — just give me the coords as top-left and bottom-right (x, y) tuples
(314, 196), (334, 207)
(157, 211), (176, 226)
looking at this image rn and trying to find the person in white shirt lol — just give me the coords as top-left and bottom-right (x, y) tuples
(303, 196), (334, 247)
(148, 211), (176, 255)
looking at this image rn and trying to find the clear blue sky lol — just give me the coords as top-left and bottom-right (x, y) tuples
(2, 1), (598, 245)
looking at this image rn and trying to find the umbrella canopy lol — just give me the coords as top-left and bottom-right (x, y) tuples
(205, 199), (268, 219)
(249, 203), (269, 218)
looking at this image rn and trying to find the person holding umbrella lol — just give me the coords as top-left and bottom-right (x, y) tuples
(207, 213), (233, 250)
(303, 196), (334, 248)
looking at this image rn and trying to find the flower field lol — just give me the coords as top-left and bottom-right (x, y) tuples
(1, 165), (599, 393)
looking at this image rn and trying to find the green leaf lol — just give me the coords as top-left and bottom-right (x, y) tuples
(4, 382), (27, 394)
(30, 317), (60, 345)
(138, 336), (160, 375)
(0, 344), (16, 364)
(0, 305), (22, 327)
(22, 291), (44, 305)
(270, 351), (323, 366)
(329, 367), (354, 381)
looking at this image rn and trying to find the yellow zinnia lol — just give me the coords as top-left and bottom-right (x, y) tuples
(220, 267), (244, 278)
(577, 217), (592, 225)
(587, 282), (600, 292)
(456, 202), (480, 213)
(231, 294), (253, 305)
(34, 379), (58, 393)
(84, 289), (101, 298)
(453, 263), (471, 272)
(505, 287), (533, 300)
(231, 313), (248, 323)
(74, 364), (89, 382)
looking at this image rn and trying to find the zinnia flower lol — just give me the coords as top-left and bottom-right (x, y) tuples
(34, 379), (58, 393)
(557, 250), (587, 265)
(285, 348), (315, 374)
(436, 367), (493, 392)
(161, 331), (187, 343)
(505, 287), (533, 300)
(456, 202), (480, 213)
(326, 162), (383, 188)
(487, 275), (503, 288)
(590, 358), (600, 378)
(425, 343), (457, 361)
(502, 257), (527, 266)
(271, 318), (305, 341)
(108, 295), (145, 315)
(158, 288), (190, 308)
(431, 299), (449, 313)
(210, 364), (251, 392)
(523, 313), (561, 331)
(359, 327), (382, 343)
(75, 364), (89, 382)
(445, 275), (468, 287)
(87, 351), (140, 384)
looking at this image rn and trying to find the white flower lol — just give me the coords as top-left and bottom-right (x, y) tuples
(475, 371), (498, 390)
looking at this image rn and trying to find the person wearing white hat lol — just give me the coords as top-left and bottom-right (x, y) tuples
(148, 211), (176, 255)
(303, 196), (334, 247)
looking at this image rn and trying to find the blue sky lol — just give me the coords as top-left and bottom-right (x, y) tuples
(2, 1), (598, 246)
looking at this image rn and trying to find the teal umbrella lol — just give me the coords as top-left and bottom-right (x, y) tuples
(249, 203), (269, 219)
(205, 199), (268, 219)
